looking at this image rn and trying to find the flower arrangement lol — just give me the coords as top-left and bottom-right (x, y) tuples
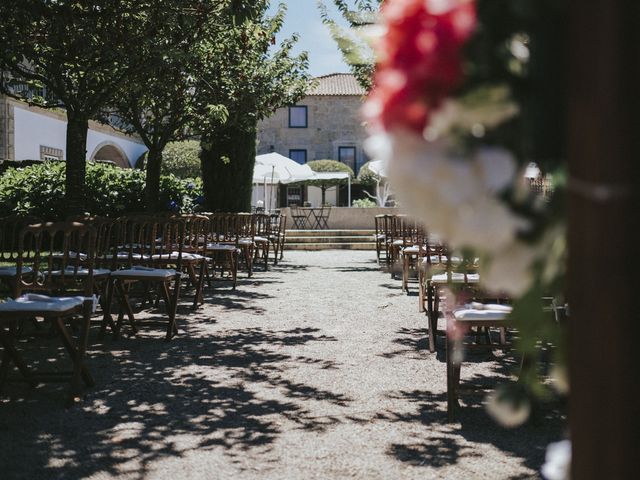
(363, 0), (568, 427)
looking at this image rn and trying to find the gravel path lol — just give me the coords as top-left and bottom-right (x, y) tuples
(0, 250), (563, 479)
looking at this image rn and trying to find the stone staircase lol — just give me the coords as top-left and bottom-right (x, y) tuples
(284, 229), (376, 250)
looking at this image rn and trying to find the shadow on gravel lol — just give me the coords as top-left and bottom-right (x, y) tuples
(0, 326), (347, 479)
(380, 327), (430, 359)
(381, 381), (564, 474)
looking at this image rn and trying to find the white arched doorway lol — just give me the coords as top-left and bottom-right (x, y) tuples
(90, 142), (131, 168)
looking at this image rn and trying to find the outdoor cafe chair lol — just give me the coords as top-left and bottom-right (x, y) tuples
(101, 215), (184, 341)
(312, 205), (331, 230)
(0, 222), (98, 404)
(290, 205), (308, 229)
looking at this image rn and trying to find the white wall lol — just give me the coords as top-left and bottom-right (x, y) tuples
(307, 185), (338, 207)
(13, 106), (147, 166)
(251, 184), (279, 211)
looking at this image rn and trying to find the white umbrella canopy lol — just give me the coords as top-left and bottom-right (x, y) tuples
(254, 153), (317, 184)
(367, 159), (388, 178)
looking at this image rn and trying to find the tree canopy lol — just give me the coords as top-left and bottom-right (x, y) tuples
(0, 0), (214, 214)
(197, 1), (312, 212)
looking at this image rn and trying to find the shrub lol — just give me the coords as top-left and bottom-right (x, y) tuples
(136, 140), (202, 179)
(306, 159), (354, 178)
(0, 161), (204, 219)
(351, 198), (377, 208)
(357, 161), (381, 188)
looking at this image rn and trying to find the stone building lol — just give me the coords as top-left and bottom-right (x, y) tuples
(256, 73), (367, 207)
(0, 94), (147, 168)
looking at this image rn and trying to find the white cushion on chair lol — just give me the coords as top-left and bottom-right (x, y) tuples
(207, 243), (240, 253)
(454, 303), (512, 321)
(105, 252), (149, 261)
(151, 252), (203, 261)
(402, 246), (421, 255)
(50, 267), (111, 277)
(254, 236), (269, 243)
(110, 266), (177, 279)
(431, 272), (480, 284)
(0, 294), (85, 313)
(0, 266), (33, 277)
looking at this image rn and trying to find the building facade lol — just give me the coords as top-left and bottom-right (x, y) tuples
(0, 94), (147, 167)
(257, 73), (367, 207)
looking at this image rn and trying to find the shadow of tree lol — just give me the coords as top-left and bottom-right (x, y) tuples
(380, 327), (430, 360)
(0, 325), (349, 479)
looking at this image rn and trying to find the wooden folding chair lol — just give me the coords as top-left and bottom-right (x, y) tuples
(102, 215), (184, 341)
(205, 213), (241, 288)
(252, 213), (271, 271)
(0, 222), (97, 404)
(0, 215), (41, 296)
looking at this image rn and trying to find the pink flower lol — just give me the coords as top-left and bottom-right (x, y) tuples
(365, 0), (477, 133)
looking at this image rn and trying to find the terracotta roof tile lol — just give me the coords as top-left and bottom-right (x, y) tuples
(307, 73), (366, 96)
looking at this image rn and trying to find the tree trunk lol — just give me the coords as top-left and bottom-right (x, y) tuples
(567, 1), (639, 478)
(65, 112), (89, 216)
(200, 122), (256, 212)
(145, 147), (163, 212)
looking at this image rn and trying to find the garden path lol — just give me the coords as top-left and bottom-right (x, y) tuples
(0, 250), (562, 479)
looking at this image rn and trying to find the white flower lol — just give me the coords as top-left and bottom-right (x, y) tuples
(365, 130), (528, 256)
(480, 240), (538, 296)
(486, 390), (531, 428)
(541, 440), (571, 480)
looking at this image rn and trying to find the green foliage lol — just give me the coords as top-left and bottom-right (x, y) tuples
(352, 197), (376, 208)
(161, 141), (202, 179)
(198, 1), (313, 212)
(0, 0), (210, 213)
(318, 1), (382, 91)
(137, 141), (202, 179)
(306, 159), (354, 188)
(0, 162), (203, 219)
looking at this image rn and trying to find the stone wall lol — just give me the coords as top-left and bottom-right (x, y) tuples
(257, 95), (368, 173)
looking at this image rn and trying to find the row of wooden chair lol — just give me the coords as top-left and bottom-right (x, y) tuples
(374, 213), (521, 420)
(0, 211), (287, 403)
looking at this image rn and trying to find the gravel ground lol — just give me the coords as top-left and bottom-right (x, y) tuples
(0, 250), (564, 479)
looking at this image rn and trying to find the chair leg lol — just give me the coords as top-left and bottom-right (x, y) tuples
(427, 285), (436, 353)
(418, 265), (425, 313)
(163, 276), (181, 342)
(0, 329), (35, 387)
(446, 326), (461, 421)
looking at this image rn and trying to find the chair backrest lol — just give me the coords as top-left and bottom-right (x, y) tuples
(115, 215), (185, 269)
(252, 213), (271, 237)
(0, 215), (41, 264)
(15, 222), (96, 298)
(179, 214), (210, 255)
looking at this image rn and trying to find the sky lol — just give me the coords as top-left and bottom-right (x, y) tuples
(267, 1), (351, 77)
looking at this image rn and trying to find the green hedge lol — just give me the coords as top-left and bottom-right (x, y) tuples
(136, 140), (202, 179)
(0, 161), (204, 219)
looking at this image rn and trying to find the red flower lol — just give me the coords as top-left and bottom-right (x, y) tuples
(365, 0), (476, 133)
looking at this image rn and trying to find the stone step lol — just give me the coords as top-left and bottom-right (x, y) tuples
(284, 242), (377, 251)
(285, 235), (374, 244)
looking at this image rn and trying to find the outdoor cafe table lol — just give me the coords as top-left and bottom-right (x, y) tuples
(291, 207), (330, 230)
